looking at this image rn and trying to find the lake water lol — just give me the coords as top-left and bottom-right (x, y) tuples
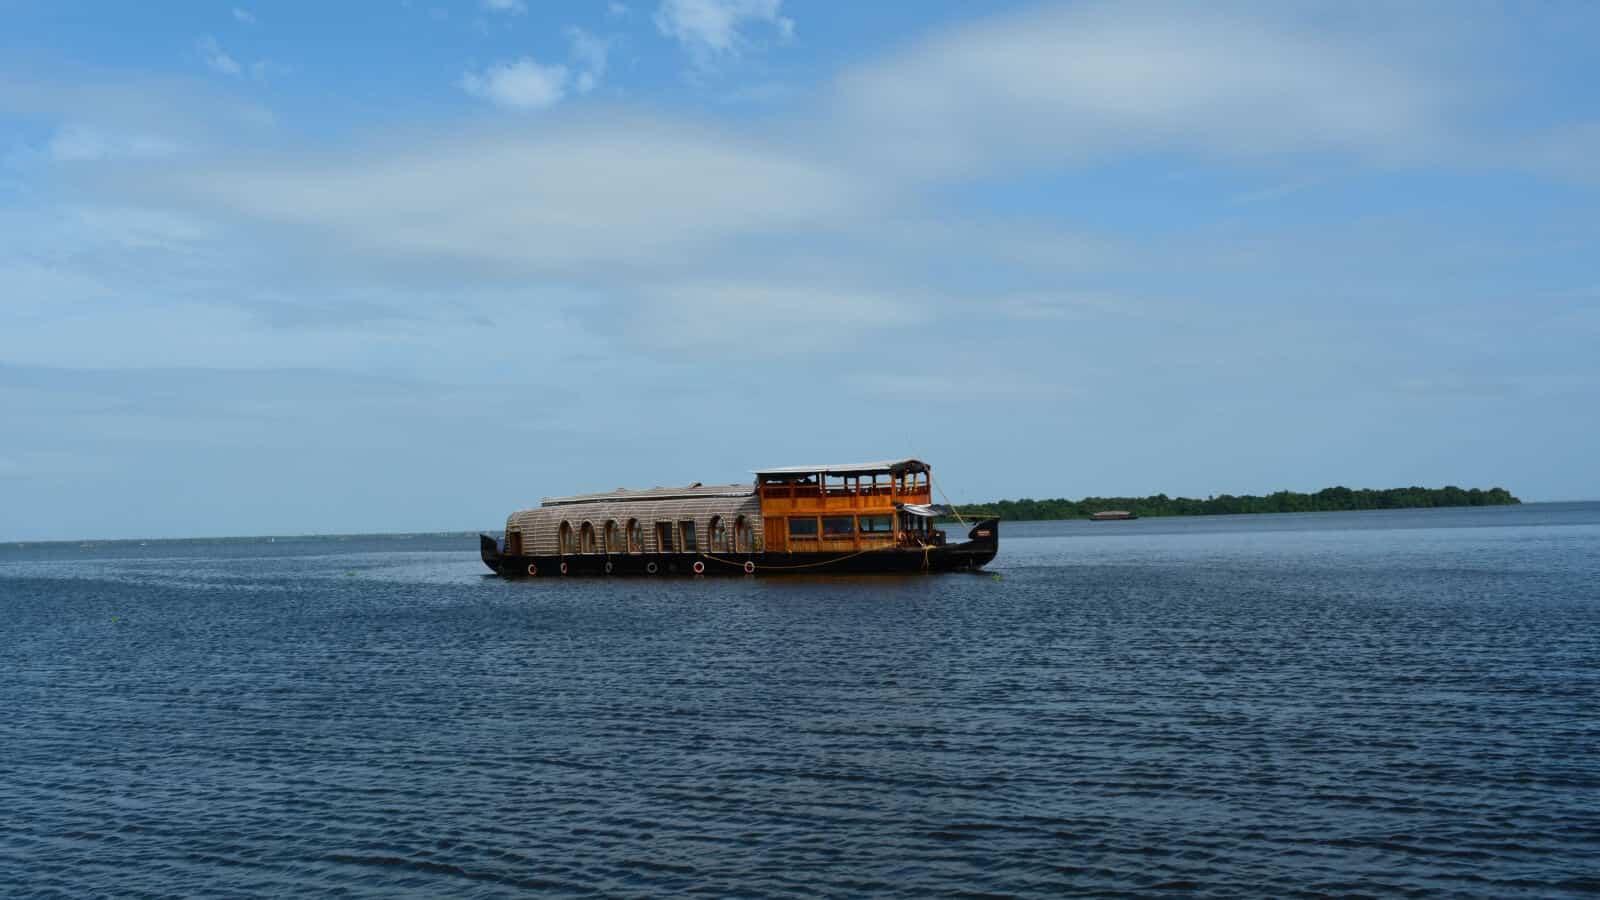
(3, 504), (1598, 897)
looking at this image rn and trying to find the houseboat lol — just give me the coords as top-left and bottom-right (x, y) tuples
(1089, 510), (1137, 521)
(480, 459), (999, 577)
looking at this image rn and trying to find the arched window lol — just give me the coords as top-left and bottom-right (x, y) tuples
(579, 521), (597, 554)
(709, 515), (727, 552)
(558, 520), (576, 555)
(734, 515), (752, 553)
(604, 520), (621, 553)
(626, 518), (643, 554)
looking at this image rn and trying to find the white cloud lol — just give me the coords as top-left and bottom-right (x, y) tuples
(1521, 121), (1600, 185)
(633, 280), (907, 352)
(831, 2), (1457, 179)
(232, 7), (256, 25)
(0, 74), (273, 174)
(459, 58), (568, 110)
(198, 36), (242, 77)
(61, 206), (217, 250)
(992, 293), (1143, 322)
(154, 119), (871, 273)
(654, 0), (793, 67)
(47, 126), (183, 162)
(0, 73), (274, 137)
(564, 27), (611, 94)
(607, 2), (629, 19)
(482, 0), (526, 14)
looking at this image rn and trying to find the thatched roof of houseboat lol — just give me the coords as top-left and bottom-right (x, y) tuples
(541, 483), (753, 507)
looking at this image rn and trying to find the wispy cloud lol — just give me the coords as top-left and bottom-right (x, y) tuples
(0, 73), (274, 165)
(654, 0), (793, 69)
(46, 126), (184, 162)
(198, 36), (241, 77)
(459, 58), (568, 110)
(481, 0), (526, 14)
(232, 7), (256, 26)
(992, 293), (1145, 322)
(564, 27), (612, 94)
(151, 119), (867, 273)
(1520, 121), (1600, 185)
(831, 2), (1458, 179)
(632, 280), (908, 353)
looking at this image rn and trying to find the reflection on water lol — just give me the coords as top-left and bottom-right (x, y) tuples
(3, 504), (1599, 897)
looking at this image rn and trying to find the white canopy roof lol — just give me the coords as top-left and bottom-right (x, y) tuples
(754, 458), (929, 477)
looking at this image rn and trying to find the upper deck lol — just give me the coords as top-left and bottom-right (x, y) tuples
(753, 459), (932, 512)
(755, 459), (936, 551)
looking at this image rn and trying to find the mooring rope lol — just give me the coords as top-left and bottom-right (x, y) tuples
(932, 475), (968, 527)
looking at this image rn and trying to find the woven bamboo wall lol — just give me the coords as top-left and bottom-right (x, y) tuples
(506, 494), (764, 556)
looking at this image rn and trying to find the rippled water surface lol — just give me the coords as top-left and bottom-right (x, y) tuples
(4, 504), (1599, 897)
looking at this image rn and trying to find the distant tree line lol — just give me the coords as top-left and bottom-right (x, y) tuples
(951, 485), (1520, 521)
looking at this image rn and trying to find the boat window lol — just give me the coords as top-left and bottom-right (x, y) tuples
(507, 530), (524, 555)
(858, 515), (893, 534)
(627, 518), (643, 553)
(788, 517), (819, 539)
(604, 520), (621, 553)
(734, 515), (751, 553)
(558, 520), (575, 555)
(579, 522), (597, 554)
(709, 516), (726, 551)
(655, 521), (675, 553)
(822, 516), (854, 538)
(899, 512), (929, 537)
(679, 520), (698, 551)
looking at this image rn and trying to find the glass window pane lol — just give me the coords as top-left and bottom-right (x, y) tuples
(859, 515), (893, 533)
(822, 516), (854, 537)
(656, 522), (675, 553)
(680, 520), (697, 551)
(788, 517), (818, 538)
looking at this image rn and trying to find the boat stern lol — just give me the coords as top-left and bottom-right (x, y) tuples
(953, 517), (1000, 569)
(480, 533), (506, 574)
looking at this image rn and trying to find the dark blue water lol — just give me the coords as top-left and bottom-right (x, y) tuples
(3, 504), (1599, 897)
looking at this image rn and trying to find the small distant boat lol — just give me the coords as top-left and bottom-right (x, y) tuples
(480, 458), (999, 577)
(1089, 510), (1137, 521)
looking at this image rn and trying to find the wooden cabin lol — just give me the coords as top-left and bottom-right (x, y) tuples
(755, 459), (945, 553)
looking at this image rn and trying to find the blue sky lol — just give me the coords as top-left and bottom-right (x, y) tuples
(2, 0), (1598, 540)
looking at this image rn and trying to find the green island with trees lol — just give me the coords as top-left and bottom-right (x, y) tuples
(950, 485), (1520, 521)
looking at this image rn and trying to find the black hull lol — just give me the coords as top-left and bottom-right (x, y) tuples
(479, 519), (999, 577)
